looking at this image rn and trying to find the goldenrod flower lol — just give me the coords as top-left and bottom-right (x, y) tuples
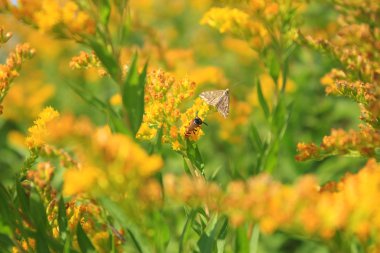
(137, 69), (210, 150)
(0, 43), (35, 114)
(163, 159), (380, 249)
(200, 7), (249, 34)
(25, 106), (59, 149)
(11, 0), (95, 36)
(63, 165), (102, 196)
(110, 93), (122, 106)
(34, 1), (60, 32)
(296, 125), (380, 161)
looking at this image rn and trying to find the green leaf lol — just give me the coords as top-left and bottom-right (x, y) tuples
(66, 81), (110, 113)
(35, 230), (50, 253)
(58, 196), (68, 237)
(107, 105), (130, 136)
(96, 0), (111, 26)
(268, 52), (280, 85)
(235, 226), (249, 253)
(76, 223), (95, 253)
(0, 233), (13, 249)
(152, 211), (170, 252)
(185, 140), (205, 174)
(88, 39), (120, 80)
(67, 82), (128, 135)
(29, 189), (48, 231)
(257, 80), (270, 119)
(100, 198), (149, 253)
(183, 156), (192, 176)
(179, 210), (197, 253)
(63, 234), (75, 253)
(122, 53), (148, 136)
(249, 124), (263, 152)
(249, 224), (260, 253)
(197, 215), (228, 253)
(16, 181), (30, 218)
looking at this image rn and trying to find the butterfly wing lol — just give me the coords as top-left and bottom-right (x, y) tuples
(199, 90), (225, 106)
(215, 92), (229, 118)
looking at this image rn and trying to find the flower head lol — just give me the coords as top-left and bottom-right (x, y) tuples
(25, 106), (59, 149)
(136, 69), (210, 150)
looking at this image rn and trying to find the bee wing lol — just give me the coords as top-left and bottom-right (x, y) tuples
(216, 92), (229, 118)
(199, 90), (226, 106)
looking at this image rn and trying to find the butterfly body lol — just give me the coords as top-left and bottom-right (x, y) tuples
(199, 89), (229, 118)
(185, 117), (207, 138)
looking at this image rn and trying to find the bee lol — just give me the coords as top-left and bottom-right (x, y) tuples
(185, 116), (208, 138)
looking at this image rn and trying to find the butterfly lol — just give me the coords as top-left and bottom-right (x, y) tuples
(199, 89), (229, 118)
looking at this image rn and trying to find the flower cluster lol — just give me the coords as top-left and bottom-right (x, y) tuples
(25, 106), (59, 149)
(0, 26), (11, 44)
(6, 0), (95, 36)
(164, 159), (380, 251)
(297, 1), (380, 161)
(33, 114), (164, 211)
(200, 7), (249, 34)
(15, 107), (166, 250)
(0, 42), (35, 114)
(296, 124), (380, 161)
(11, 161), (124, 253)
(201, 1), (302, 52)
(69, 51), (107, 77)
(136, 69), (210, 151)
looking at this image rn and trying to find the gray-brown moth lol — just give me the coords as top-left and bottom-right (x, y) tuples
(199, 89), (229, 118)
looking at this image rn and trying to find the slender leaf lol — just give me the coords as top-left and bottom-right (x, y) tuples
(185, 140), (205, 174)
(235, 225), (252, 253)
(257, 80), (270, 119)
(122, 53), (148, 135)
(249, 124), (263, 152)
(58, 196), (68, 237)
(88, 39), (120, 80)
(66, 81), (111, 113)
(0, 233), (13, 249)
(249, 224), (260, 253)
(29, 189), (47, 232)
(16, 181), (30, 218)
(96, 0), (111, 26)
(35, 231), (50, 253)
(179, 210), (196, 253)
(100, 198), (149, 253)
(76, 222), (95, 253)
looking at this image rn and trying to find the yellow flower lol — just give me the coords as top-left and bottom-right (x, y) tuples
(25, 106), (59, 149)
(179, 98), (209, 142)
(63, 165), (102, 196)
(110, 93), (122, 106)
(172, 140), (182, 151)
(200, 7), (249, 34)
(34, 0), (60, 32)
(138, 154), (163, 177)
(137, 70), (209, 150)
(136, 122), (157, 140)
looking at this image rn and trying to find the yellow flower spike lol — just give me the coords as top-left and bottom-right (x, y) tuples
(138, 154), (163, 177)
(25, 106), (59, 149)
(137, 69), (208, 150)
(110, 93), (122, 106)
(200, 7), (250, 34)
(171, 140), (182, 151)
(33, 0), (60, 32)
(63, 166), (102, 196)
